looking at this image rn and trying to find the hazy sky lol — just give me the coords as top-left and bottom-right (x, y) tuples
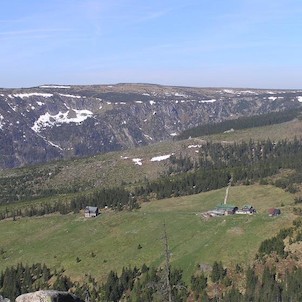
(1, 0), (302, 88)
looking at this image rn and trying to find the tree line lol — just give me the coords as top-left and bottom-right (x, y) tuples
(135, 138), (302, 200)
(0, 165), (90, 205)
(2, 257), (302, 301)
(0, 187), (139, 221)
(0, 263), (72, 301)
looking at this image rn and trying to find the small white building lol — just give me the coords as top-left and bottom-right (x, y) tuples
(84, 206), (99, 218)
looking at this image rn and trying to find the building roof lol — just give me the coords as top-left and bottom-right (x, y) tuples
(216, 204), (237, 210)
(242, 204), (253, 209)
(268, 208), (280, 214)
(85, 206), (98, 212)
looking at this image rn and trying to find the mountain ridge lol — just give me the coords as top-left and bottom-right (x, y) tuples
(1, 83), (302, 169)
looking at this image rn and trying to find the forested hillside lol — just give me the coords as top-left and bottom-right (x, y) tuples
(136, 138), (302, 200)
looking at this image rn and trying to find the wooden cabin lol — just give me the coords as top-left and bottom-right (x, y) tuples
(268, 208), (281, 217)
(84, 206), (99, 218)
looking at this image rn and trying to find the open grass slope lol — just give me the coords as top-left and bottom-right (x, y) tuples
(203, 118), (302, 142)
(0, 137), (197, 196)
(0, 184), (296, 283)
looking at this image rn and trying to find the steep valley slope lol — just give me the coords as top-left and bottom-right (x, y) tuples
(1, 83), (302, 169)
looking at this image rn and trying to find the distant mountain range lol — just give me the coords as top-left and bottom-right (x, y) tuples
(0, 83), (301, 169)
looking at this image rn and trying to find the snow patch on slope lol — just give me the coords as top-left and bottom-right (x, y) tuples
(46, 140), (63, 150)
(150, 154), (172, 162)
(31, 109), (93, 132)
(174, 92), (188, 97)
(143, 134), (153, 140)
(39, 85), (71, 89)
(240, 90), (258, 94)
(268, 96), (277, 101)
(59, 93), (84, 99)
(132, 158), (142, 166)
(199, 99), (216, 103)
(7, 102), (17, 111)
(0, 114), (4, 130)
(35, 132), (63, 150)
(13, 93), (53, 98)
(223, 89), (235, 94)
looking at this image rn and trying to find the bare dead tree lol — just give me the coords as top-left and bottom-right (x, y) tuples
(162, 222), (172, 302)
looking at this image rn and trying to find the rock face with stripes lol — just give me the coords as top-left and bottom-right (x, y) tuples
(0, 83), (301, 169)
(15, 290), (83, 302)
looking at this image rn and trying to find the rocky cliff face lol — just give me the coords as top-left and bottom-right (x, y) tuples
(0, 83), (301, 169)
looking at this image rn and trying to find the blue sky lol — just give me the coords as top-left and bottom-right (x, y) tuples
(1, 0), (302, 88)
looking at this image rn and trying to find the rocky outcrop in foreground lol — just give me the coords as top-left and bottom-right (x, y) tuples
(0, 295), (10, 302)
(15, 290), (84, 302)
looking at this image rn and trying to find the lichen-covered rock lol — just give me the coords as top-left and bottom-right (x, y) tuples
(15, 290), (83, 302)
(0, 295), (10, 302)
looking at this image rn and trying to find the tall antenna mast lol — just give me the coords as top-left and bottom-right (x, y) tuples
(224, 176), (232, 205)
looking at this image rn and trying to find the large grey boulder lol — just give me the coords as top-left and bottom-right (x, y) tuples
(0, 295), (10, 302)
(15, 290), (83, 302)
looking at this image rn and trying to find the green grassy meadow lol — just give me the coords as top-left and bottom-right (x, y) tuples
(0, 184), (296, 283)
